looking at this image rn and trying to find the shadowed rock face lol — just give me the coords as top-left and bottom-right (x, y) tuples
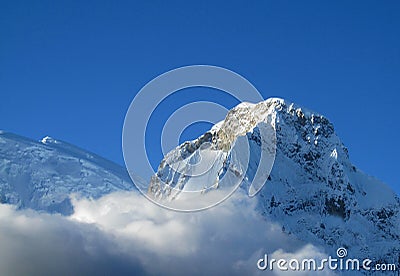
(151, 98), (400, 268)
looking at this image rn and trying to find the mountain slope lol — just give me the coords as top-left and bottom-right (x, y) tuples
(1, 98), (399, 270)
(150, 98), (400, 269)
(0, 132), (134, 215)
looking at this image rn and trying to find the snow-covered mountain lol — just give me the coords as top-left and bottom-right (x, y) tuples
(0, 132), (134, 215)
(150, 98), (400, 269)
(1, 98), (399, 271)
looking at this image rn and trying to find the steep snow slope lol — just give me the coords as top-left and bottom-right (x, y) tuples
(0, 132), (134, 215)
(150, 98), (400, 269)
(148, 101), (277, 210)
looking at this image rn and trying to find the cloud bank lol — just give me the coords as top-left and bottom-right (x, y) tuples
(0, 190), (329, 275)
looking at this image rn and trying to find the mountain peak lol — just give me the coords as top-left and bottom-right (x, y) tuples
(149, 97), (400, 266)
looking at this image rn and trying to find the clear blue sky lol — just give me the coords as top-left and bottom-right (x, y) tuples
(1, 1), (399, 194)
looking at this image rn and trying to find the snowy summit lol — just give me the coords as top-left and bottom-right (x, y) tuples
(150, 98), (400, 267)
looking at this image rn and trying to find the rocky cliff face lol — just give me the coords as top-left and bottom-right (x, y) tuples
(150, 98), (400, 268)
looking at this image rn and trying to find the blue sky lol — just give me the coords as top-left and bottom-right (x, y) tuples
(1, 1), (399, 193)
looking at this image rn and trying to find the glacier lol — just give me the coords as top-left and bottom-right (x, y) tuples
(0, 132), (135, 215)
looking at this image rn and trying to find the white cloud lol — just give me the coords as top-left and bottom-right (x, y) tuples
(0, 190), (327, 275)
(0, 204), (145, 276)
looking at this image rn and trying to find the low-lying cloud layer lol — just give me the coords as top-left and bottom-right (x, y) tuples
(0, 191), (329, 275)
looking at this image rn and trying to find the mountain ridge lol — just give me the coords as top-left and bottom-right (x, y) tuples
(150, 98), (400, 270)
(0, 131), (134, 215)
(0, 98), (399, 272)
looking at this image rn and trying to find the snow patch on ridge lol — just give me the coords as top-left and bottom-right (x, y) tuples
(41, 136), (57, 144)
